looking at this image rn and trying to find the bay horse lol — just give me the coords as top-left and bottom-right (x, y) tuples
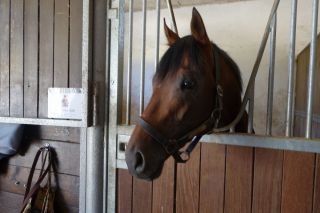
(125, 8), (248, 180)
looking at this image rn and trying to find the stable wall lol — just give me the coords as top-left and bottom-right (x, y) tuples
(0, 0), (107, 212)
(122, 0), (320, 135)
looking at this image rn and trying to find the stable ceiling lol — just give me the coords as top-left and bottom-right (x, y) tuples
(127, 0), (250, 11)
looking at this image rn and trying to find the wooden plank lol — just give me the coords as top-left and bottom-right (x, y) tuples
(281, 151), (315, 213)
(224, 146), (253, 213)
(92, 0), (107, 125)
(24, 0), (39, 118)
(132, 178), (152, 213)
(0, 206), (20, 213)
(0, 190), (79, 213)
(252, 149), (283, 213)
(0, 191), (24, 210)
(10, 0), (24, 117)
(199, 143), (225, 213)
(152, 157), (175, 213)
(8, 140), (80, 176)
(295, 44), (309, 112)
(54, 0), (69, 87)
(22, 126), (80, 143)
(38, 126), (80, 143)
(117, 169), (133, 213)
(0, 0), (10, 116)
(39, 0), (54, 117)
(69, 0), (83, 88)
(176, 144), (200, 213)
(313, 154), (320, 213)
(0, 164), (79, 209)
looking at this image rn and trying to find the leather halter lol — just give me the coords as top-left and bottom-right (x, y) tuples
(138, 47), (223, 163)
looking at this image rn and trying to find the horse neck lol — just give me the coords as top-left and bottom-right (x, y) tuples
(213, 46), (243, 129)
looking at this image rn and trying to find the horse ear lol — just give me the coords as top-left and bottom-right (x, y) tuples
(164, 18), (179, 46)
(190, 7), (209, 44)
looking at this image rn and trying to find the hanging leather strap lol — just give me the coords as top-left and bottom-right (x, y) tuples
(20, 146), (53, 213)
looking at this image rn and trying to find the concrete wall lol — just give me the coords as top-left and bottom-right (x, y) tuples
(122, 0), (320, 135)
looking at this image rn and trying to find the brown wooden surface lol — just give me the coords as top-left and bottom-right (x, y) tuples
(8, 140), (80, 176)
(281, 151), (315, 213)
(224, 146), (253, 213)
(295, 34), (320, 114)
(313, 155), (320, 213)
(0, 0), (87, 212)
(54, 0), (69, 87)
(117, 169), (133, 213)
(199, 143), (225, 213)
(0, 0), (10, 116)
(10, 0), (24, 117)
(37, 126), (81, 143)
(70, 0), (83, 88)
(24, 0), (38, 118)
(39, 0), (54, 117)
(176, 144), (200, 213)
(92, 0), (107, 125)
(0, 191), (23, 213)
(0, 190), (79, 213)
(252, 148), (283, 213)
(152, 157), (175, 213)
(0, 164), (79, 208)
(132, 178), (152, 213)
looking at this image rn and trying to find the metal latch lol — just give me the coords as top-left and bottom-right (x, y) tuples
(117, 134), (129, 160)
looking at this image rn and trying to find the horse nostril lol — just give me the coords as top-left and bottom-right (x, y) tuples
(134, 152), (145, 173)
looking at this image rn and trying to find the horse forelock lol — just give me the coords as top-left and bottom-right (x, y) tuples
(153, 35), (243, 94)
(153, 36), (204, 83)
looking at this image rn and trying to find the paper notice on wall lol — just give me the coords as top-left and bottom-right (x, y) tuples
(48, 88), (83, 119)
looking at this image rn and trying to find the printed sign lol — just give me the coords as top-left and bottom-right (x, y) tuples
(48, 88), (83, 119)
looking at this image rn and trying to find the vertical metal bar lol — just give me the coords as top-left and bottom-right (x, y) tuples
(266, 14), (277, 135)
(285, 0), (298, 137)
(80, 0), (91, 212)
(79, 128), (87, 213)
(140, 0), (147, 114)
(155, 0), (161, 70)
(306, 0), (319, 138)
(86, 127), (104, 213)
(248, 86), (255, 134)
(81, 0), (92, 127)
(107, 0), (125, 212)
(103, 1), (111, 212)
(166, 0), (178, 34)
(126, 0), (134, 124)
(213, 0), (280, 133)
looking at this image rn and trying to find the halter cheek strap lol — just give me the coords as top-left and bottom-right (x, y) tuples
(137, 47), (223, 163)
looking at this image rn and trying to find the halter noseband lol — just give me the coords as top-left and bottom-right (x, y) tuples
(138, 47), (223, 163)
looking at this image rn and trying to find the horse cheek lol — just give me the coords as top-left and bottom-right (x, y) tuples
(176, 104), (189, 121)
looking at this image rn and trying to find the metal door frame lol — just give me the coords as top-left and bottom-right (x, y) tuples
(105, 0), (320, 212)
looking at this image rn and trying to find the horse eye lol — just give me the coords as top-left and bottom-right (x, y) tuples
(181, 79), (194, 90)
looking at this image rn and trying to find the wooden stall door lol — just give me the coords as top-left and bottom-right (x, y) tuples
(0, 0), (106, 212)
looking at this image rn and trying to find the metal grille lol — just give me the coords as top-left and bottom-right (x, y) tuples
(106, 0), (320, 212)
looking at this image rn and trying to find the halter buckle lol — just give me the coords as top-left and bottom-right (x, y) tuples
(217, 84), (223, 97)
(178, 151), (190, 162)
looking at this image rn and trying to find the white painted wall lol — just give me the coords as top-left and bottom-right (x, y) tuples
(122, 0), (320, 135)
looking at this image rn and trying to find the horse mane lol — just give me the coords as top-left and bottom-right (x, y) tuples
(154, 35), (243, 93)
(212, 43), (243, 93)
